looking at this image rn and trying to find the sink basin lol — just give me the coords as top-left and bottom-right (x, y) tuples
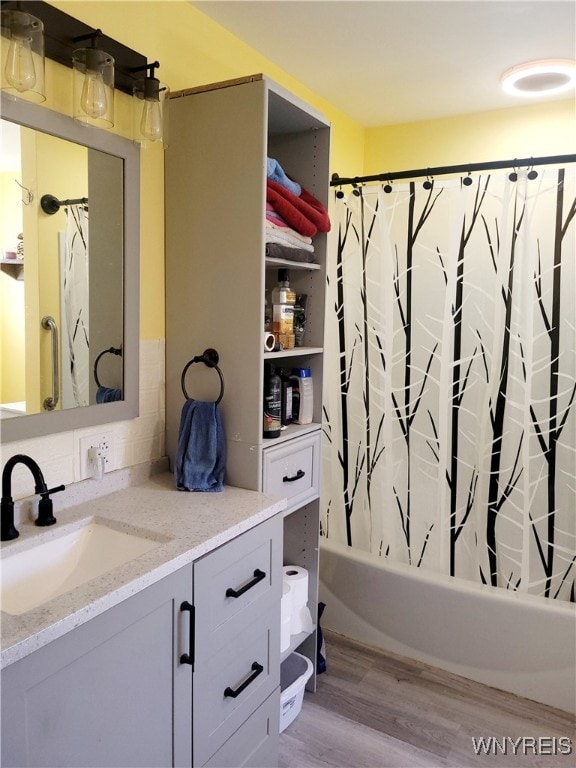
(0, 520), (162, 615)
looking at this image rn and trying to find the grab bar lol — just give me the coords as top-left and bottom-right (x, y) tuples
(41, 315), (59, 411)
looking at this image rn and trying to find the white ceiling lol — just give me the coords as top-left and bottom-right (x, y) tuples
(192, 0), (576, 126)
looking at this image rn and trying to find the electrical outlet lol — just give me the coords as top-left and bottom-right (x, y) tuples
(79, 432), (115, 480)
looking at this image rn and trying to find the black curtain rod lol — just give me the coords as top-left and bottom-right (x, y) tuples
(330, 154), (576, 187)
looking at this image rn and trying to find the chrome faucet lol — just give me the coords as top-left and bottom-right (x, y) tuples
(1, 454), (65, 541)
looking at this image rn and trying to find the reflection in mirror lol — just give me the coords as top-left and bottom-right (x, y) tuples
(0, 95), (139, 442)
(1, 120), (124, 416)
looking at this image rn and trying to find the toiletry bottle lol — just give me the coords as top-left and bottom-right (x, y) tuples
(294, 293), (307, 347)
(279, 368), (293, 426)
(291, 368), (313, 425)
(263, 363), (281, 438)
(271, 269), (295, 349)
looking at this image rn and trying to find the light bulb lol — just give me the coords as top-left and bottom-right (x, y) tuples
(80, 69), (107, 119)
(5, 35), (36, 92)
(140, 98), (163, 141)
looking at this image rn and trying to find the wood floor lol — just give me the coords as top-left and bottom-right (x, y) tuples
(279, 630), (576, 768)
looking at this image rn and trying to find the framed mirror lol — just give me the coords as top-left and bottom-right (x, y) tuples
(0, 94), (140, 442)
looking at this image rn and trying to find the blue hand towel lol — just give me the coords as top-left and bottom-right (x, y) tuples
(176, 399), (226, 492)
(96, 386), (122, 403)
(267, 157), (301, 197)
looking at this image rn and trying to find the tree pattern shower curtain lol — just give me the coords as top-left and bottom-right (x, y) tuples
(63, 204), (89, 407)
(322, 167), (576, 602)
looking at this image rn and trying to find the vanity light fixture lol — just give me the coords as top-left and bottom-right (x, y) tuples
(132, 61), (169, 149)
(501, 59), (576, 97)
(0, 7), (46, 102)
(72, 30), (114, 128)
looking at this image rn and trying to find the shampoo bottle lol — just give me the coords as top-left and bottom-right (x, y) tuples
(291, 368), (313, 425)
(263, 364), (281, 438)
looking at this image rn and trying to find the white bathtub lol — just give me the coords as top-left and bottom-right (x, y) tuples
(319, 537), (576, 714)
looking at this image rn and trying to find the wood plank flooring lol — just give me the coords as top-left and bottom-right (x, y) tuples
(279, 631), (576, 768)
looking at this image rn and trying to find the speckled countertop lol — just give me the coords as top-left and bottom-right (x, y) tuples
(0, 471), (285, 668)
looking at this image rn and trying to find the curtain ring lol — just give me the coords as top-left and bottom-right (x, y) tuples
(463, 171), (473, 187)
(423, 175), (433, 190)
(527, 162), (538, 180)
(383, 178), (393, 193)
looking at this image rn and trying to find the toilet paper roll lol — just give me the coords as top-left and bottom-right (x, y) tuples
(283, 565), (310, 634)
(283, 566), (309, 608)
(264, 332), (275, 352)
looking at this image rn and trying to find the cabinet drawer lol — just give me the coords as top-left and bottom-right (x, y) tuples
(203, 688), (279, 768)
(194, 515), (282, 659)
(194, 612), (280, 767)
(262, 432), (320, 514)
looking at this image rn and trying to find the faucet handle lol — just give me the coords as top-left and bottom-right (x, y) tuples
(36, 495), (57, 527)
(46, 484), (66, 496)
(35, 485), (65, 527)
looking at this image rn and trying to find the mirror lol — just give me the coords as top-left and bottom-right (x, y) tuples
(0, 94), (140, 442)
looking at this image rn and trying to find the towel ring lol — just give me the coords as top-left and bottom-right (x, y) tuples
(94, 346), (122, 387)
(181, 348), (224, 404)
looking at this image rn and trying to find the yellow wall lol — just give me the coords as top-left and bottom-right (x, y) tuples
(49, 2), (574, 345)
(364, 99), (576, 174)
(52, 1), (365, 341)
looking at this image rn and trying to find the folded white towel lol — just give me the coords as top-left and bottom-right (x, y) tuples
(265, 224), (315, 253)
(266, 219), (313, 245)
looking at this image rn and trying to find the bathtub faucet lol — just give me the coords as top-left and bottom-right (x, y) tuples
(1, 454), (65, 541)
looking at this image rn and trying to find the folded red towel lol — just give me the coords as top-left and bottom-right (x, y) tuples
(266, 179), (331, 237)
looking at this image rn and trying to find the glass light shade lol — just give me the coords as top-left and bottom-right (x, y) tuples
(73, 47), (114, 128)
(1, 9), (45, 103)
(133, 76), (169, 149)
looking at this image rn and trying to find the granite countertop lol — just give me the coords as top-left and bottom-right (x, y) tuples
(0, 471), (285, 668)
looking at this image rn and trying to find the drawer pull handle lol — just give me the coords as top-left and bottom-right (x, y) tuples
(283, 469), (305, 483)
(224, 662), (264, 698)
(226, 568), (266, 598)
(179, 601), (195, 666)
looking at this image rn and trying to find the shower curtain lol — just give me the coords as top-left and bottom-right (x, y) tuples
(61, 204), (90, 407)
(322, 166), (576, 602)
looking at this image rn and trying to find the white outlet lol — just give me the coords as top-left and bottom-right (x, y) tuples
(79, 432), (115, 480)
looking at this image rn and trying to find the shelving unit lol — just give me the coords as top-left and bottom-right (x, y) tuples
(165, 74), (330, 695)
(0, 259), (24, 280)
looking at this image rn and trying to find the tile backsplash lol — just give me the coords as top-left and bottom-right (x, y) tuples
(0, 340), (166, 502)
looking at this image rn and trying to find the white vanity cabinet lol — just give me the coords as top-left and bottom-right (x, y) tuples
(165, 74), (330, 690)
(1, 565), (193, 768)
(1, 515), (282, 768)
(193, 514), (282, 767)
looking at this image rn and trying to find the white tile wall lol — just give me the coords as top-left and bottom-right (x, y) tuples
(1, 340), (166, 502)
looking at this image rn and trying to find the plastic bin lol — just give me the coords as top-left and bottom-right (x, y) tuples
(279, 652), (314, 733)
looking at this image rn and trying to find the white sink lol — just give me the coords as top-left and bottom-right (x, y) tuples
(0, 520), (162, 615)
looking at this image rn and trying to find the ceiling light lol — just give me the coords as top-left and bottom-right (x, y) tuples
(501, 59), (576, 97)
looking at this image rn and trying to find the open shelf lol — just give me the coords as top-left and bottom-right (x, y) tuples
(280, 625), (316, 663)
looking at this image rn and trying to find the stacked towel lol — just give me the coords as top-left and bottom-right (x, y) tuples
(266, 157), (330, 264)
(176, 399), (226, 492)
(267, 158), (301, 196)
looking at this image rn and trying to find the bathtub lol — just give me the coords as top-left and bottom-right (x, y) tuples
(319, 537), (576, 714)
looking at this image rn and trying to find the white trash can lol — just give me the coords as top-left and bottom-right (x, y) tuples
(279, 652), (314, 733)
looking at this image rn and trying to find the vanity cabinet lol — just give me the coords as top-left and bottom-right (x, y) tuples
(1, 566), (193, 768)
(1, 515), (282, 768)
(165, 74), (330, 690)
(193, 514), (282, 767)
